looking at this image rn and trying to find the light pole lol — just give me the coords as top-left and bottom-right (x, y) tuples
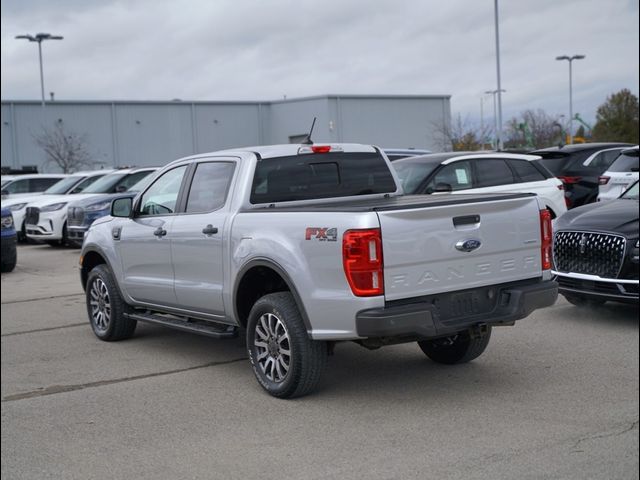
(15, 33), (64, 108)
(485, 89), (506, 149)
(555, 54), (585, 144)
(493, 0), (504, 150)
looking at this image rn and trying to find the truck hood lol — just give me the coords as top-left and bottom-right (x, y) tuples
(556, 199), (639, 237)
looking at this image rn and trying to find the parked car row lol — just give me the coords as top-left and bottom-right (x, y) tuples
(1, 167), (157, 247)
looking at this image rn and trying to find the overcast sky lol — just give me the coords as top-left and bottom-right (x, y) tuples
(1, 0), (638, 127)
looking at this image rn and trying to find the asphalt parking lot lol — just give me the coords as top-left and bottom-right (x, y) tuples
(1, 244), (638, 480)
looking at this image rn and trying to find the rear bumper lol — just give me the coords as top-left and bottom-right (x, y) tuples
(355, 279), (558, 339)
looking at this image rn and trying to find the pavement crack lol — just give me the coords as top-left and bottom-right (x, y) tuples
(1, 293), (84, 305)
(2, 357), (248, 402)
(572, 420), (639, 450)
(1, 323), (87, 337)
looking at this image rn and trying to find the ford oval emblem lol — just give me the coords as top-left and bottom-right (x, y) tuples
(455, 239), (482, 252)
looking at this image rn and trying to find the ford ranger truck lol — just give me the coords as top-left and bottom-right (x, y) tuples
(79, 143), (558, 398)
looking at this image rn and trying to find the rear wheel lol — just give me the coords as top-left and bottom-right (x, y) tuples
(85, 264), (136, 341)
(246, 292), (327, 398)
(418, 327), (492, 364)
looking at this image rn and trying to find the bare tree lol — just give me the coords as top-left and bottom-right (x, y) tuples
(431, 114), (491, 151)
(34, 122), (96, 173)
(504, 109), (564, 149)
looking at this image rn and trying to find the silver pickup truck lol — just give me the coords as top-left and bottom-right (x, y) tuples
(79, 143), (558, 398)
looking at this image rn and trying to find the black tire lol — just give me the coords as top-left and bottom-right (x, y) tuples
(85, 264), (136, 341)
(562, 293), (606, 307)
(418, 327), (492, 365)
(246, 292), (327, 398)
(0, 251), (17, 272)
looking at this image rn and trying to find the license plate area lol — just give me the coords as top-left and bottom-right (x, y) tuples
(430, 286), (500, 325)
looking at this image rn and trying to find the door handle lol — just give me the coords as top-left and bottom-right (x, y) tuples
(153, 227), (167, 237)
(202, 224), (218, 236)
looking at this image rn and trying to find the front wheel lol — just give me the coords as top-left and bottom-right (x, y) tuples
(85, 264), (136, 341)
(246, 292), (327, 398)
(418, 327), (492, 364)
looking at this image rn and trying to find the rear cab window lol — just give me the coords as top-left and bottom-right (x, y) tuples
(250, 152), (396, 204)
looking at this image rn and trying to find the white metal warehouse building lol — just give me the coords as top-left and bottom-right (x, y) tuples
(1, 94), (451, 172)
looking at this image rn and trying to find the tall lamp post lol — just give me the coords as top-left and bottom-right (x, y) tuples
(15, 33), (64, 108)
(485, 89), (506, 149)
(555, 54), (585, 144)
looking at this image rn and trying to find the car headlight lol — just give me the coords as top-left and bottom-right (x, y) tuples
(84, 201), (112, 212)
(1, 215), (14, 229)
(8, 203), (27, 211)
(40, 202), (68, 212)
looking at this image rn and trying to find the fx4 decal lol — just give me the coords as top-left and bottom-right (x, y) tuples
(305, 227), (338, 242)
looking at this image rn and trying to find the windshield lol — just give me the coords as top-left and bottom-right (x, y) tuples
(82, 173), (128, 193)
(392, 160), (440, 193)
(127, 174), (155, 193)
(620, 181), (639, 199)
(44, 176), (84, 194)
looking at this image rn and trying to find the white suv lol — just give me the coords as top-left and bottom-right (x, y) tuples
(392, 152), (567, 219)
(597, 146), (639, 202)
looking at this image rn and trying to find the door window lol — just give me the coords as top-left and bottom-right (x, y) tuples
(137, 166), (187, 216)
(185, 162), (236, 213)
(475, 159), (515, 187)
(427, 161), (473, 192)
(508, 160), (546, 183)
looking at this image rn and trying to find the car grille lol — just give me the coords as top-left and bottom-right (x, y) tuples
(25, 207), (40, 225)
(553, 231), (626, 278)
(68, 207), (85, 227)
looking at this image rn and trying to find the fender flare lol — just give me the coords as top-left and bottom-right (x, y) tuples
(233, 257), (312, 332)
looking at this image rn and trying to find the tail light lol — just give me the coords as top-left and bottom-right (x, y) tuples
(558, 176), (582, 185)
(598, 176), (610, 185)
(540, 209), (553, 270)
(343, 229), (384, 296)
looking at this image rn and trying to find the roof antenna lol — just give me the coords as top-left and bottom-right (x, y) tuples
(301, 117), (316, 145)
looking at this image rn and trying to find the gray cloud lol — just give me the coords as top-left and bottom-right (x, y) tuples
(2, 0), (638, 126)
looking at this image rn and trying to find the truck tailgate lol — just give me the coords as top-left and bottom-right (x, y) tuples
(378, 195), (542, 301)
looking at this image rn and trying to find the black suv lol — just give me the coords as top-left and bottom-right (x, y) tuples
(530, 143), (633, 208)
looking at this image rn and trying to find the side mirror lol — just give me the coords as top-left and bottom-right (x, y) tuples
(115, 185), (128, 193)
(111, 197), (132, 218)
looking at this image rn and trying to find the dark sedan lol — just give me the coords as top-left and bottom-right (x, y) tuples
(552, 180), (639, 305)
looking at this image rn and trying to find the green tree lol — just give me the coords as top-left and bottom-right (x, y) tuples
(592, 89), (639, 143)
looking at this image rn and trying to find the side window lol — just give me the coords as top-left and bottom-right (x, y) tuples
(185, 162), (236, 213)
(588, 150), (621, 170)
(138, 166), (187, 216)
(427, 161), (473, 192)
(475, 159), (515, 187)
(508, 160), (546, 183)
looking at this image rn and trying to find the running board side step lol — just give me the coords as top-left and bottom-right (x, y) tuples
(124, 311), (238, 338)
